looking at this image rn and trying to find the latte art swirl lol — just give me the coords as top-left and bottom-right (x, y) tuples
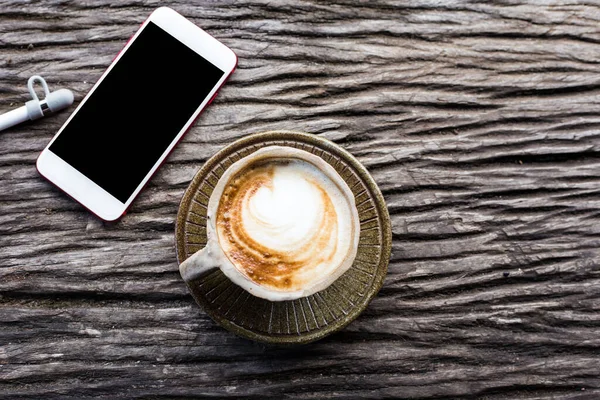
(217, 158), (355, 292)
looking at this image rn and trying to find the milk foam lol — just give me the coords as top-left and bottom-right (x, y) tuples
(244, 161), (345, 251)
(216, 157), (355, 292)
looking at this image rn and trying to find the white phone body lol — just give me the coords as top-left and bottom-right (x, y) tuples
(37, 7), (237, 221)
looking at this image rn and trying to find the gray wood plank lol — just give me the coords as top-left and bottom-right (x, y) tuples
(1, 0), (600, 398)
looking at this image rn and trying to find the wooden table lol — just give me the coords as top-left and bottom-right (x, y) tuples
(2, 1), (600, 398)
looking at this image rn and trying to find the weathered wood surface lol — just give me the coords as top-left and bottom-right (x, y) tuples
(1, 0), (600, 398)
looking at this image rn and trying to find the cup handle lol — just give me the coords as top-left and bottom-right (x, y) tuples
(179, 244), (221, 282)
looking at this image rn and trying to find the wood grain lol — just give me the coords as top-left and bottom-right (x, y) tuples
(1, 0), (600, 398)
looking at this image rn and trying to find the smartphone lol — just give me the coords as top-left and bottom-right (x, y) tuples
(36, 7), (237, 221)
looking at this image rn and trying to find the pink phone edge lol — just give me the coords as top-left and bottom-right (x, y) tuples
(37, 16), (238, 222)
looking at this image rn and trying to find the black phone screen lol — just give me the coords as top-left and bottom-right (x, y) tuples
(49, 21), (224, 203)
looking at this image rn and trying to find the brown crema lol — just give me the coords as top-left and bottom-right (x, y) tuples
(216, 159), (338, 291)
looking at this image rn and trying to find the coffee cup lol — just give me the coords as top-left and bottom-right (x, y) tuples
(179, 146), (360, 302)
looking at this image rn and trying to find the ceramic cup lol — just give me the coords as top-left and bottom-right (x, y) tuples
(179, 145), (360, 302)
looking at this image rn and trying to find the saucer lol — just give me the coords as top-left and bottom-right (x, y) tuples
(175, 131), (391, 344)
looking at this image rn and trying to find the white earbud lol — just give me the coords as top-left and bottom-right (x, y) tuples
(0, 75), (74, 132)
